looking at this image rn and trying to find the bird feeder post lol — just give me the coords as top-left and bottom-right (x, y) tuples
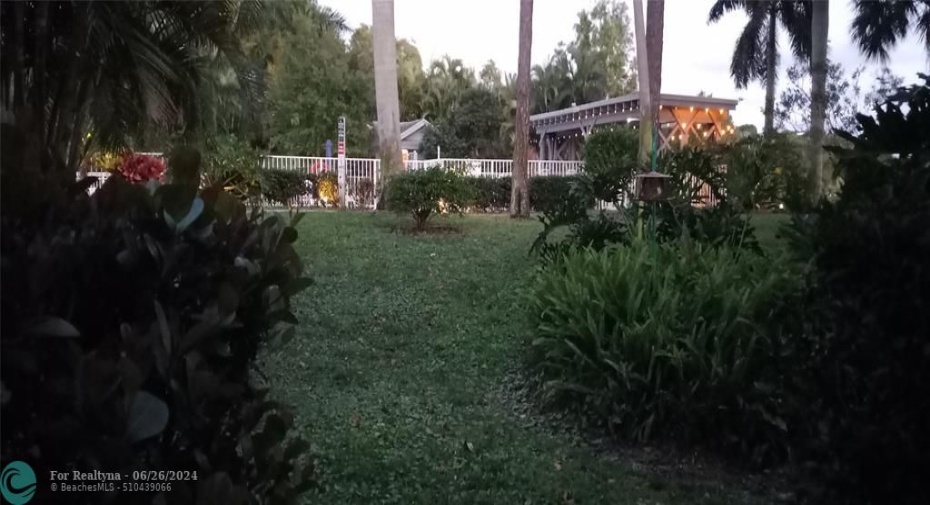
(634, 167), (672, 242)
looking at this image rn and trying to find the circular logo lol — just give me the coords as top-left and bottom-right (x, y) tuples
(1, 461), (36, 505)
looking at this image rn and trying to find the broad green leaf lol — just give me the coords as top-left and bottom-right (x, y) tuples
(26, 316), (80, 337)
(127, 391), (169, 443)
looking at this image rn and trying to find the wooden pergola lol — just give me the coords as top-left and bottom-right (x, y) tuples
(530, 92), (739, 161)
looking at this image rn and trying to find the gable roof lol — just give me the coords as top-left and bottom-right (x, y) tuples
(399, 119), (432, 140)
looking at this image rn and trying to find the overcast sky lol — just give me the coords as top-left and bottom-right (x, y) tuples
(319, 0), (928, 128)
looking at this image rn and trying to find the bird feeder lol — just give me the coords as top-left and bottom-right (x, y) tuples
(634, 170), (672, 202)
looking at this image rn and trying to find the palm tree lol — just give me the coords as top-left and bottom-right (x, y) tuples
(632, 0), (652, 167)
(371, 0), (402, 179)
(708, 0), (811, 135)
(851, 0), (930, 60)
(0, 0), (280, 174)
(511, 0), (533, 218)
(646, 0), (665, 144)
(809, 0), (829, 201)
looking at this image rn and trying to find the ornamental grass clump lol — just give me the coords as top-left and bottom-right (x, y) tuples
(527, 240), (803, 464)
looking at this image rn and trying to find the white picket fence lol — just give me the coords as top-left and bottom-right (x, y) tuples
(407, 159), (581, 178)
(80, 155), (588, 210)
(79, 155), (725, 210)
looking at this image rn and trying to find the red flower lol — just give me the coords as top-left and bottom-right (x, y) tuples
(117, 154), (166, 183)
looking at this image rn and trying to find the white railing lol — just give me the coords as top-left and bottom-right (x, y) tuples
(262, 156), (379, 209)
(406, 159), (584, 178)
(86, 155), (747, 212)
(77, 171), (112, 195)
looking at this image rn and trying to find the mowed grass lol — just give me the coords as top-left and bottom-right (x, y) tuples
(262, 211), (780, 505)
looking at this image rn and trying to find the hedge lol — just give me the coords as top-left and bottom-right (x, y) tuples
(465, 176), (585, 213)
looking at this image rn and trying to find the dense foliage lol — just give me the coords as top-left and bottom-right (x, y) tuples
(117, 153), (167, 183)
(527, 241), (802, 464)
(200, 135), (264, 203)
(787, 74), (930, 505)
(465, 176), (585, 214)
(1, 136), (314, 505)
(260, 169), (311, 208)
(384, 167), (473, 229)
(532, 129), (763, 261)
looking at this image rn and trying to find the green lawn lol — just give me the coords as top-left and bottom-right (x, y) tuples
(262, 212), (779, 505)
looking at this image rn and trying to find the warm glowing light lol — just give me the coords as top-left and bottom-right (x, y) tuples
(659, 105), (663, 110)
(719, 108), (724, 114)
(690, 106), (694, 112)
(704, 108), (709, 113)
(682, 122), (687, 128)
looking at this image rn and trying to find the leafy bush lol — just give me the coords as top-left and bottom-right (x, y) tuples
(463, 176), (583, 214)
(1, 143), (315, 505)
(466, 177), (511, 213)
(719, 134), (808, 212)
(385, 166), (473, 229)
(117, 153), (167, 183)
(314, 171), (339, 207)
(529, 176), (579, 214)
(82, 149), (129, 172)
(786, 74), (930, 504)
(261, 169), (310, 208)
(581, 128), (639, 204)
(532, 137), (762, 261)
(200, 134), (263, 203)
(527, 240), (802, 464)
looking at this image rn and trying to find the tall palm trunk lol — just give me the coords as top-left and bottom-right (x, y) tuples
(809, 0), (829, 201)
(372, 0), (402, 185)
(763, 5), (778, 136)
(646, 0), (665, 143)
(632, 0), (652, 167)
(511, 0), (533, 218)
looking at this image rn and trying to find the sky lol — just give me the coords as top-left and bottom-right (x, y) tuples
(319, 0), (928, 128)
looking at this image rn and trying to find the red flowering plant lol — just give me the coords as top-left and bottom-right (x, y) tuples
(117, 153), (166, 183)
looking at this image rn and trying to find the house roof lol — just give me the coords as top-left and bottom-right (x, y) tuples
(530, 92), (739, 134)
(400, 119), (432, 140)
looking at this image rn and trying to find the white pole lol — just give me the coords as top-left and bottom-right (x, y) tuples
(437, 145), (441, 161)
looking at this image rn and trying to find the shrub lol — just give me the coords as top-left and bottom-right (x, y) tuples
(581, 128), (639, 204)
(532, 141), (762, 261)
(314, 171), (339, 207)
(1, 144), (315, 505)
(718, 134), (807, 212)
(786, 74), (930, 504)
(527, 240), (802, 464)
(466, 177), (511, 212)
(261, 169), (310, 208)
(83, 149), (129, 172)
(462, 176), (580, 213)
(529, 176), (579, 214)
(117, 153), (166, 183)
(385, 166), (473, 229)
(200, 134), (263, 203)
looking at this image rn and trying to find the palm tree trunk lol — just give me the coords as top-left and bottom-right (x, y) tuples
(809, 0), (829, 202)
(372, 0), (403, 186)
(511, 0), (533, 218)
(646, 0), (665, 140)
(763, 6), (778, 136)
(34, 1), (49, 148)
(12, 1), (25, 109)
(632, 0), (652, 168)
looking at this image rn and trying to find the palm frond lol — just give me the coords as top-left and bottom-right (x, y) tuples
(779, 0), (813, 61)
(730, 6), (770, 88)
(851, 0), (915, 61)
(708, 0), (746, 23)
